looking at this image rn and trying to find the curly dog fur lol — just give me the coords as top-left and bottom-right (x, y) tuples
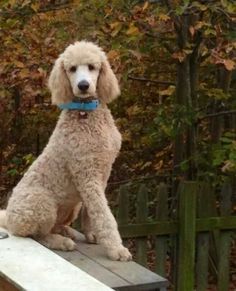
(0, 41), (132, 261)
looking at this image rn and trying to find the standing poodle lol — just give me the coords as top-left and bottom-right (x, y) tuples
(0, 41), (132, 261)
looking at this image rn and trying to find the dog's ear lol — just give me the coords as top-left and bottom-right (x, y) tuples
(48, 56), (73, 105)
(97, 58), (120, 104)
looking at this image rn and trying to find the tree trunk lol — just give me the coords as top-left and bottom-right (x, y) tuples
(174, 15), (194, 179)
(210, 67), (232, 142)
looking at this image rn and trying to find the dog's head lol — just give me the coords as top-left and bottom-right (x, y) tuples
(48, 41), (120, 105)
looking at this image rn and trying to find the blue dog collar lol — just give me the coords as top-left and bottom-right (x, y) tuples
(58, 100), (99, 111)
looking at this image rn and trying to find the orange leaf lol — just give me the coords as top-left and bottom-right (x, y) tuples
(126, 23), (139, 36)
(107, 50), (119, 60)
(223, 59), (235, 71)
(172, 51), (186, 62)
(154, 160), (163, 171)
(142, 1), (149, 11)
(159, 86), (175, 96)
(110, 22), (121, 30)
(110, 22), (122, 37)
(189, 26), (195, 37)
(194, 21), (205, 30)
(19, 68), (30, 79)
(15, 61), (25, 68)
(159, 14), (170, 22)
(31, 3), (40, 12)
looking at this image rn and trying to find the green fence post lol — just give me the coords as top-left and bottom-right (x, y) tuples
(177, 181), (198, 291)
(136, 184), (148, 266)
(218, 182), (232, 291)
(155, 183), (169, 276)
(196, 182), (212, 291)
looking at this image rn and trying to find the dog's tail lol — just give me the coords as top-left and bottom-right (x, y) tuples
(0, 210), (7, 228)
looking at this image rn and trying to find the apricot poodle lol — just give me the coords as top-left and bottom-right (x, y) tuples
(0, 41), (132, 261)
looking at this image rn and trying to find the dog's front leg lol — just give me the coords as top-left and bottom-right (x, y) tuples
(81, 165), (113, 244)
(81, 206), (97, 244)
(78, 182), (131, 261)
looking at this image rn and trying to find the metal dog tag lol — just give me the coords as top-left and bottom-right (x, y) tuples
(0, 231), (9, 239)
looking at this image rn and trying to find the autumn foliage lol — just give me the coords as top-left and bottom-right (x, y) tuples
(0, 0), (236, 204)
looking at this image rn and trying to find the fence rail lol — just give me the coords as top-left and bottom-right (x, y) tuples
(116, 181), (236, 291)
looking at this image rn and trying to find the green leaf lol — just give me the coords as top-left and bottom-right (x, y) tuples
(220, 137), (233, 144)
(213, 149), (226, 166)
(7, 169), (19, 176)
(206, 88), (229, 100)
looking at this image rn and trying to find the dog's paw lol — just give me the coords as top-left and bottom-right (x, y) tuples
(60, 237), (77, 251)
(107, 245), (132, 261)
(85, 232), (97, 244)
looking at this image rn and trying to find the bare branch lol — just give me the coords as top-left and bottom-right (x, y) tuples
(107, 173), (172, 186)
(198, 110), (236, 121)
(128, 75), (175, 85)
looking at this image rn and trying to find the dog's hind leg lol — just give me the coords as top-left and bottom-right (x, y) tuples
(37, 233), (77, 251)
(6, 188), (78, 251)
(6, 188), (57, 238)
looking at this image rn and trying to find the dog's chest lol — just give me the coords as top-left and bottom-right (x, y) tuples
(56, 109), (122, 157)
(67, 120), (121, 154)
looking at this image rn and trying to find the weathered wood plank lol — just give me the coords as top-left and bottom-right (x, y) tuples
(155, 183), (168, 276)
(196, 182), (211, 291)
(177, 182), (197, 291)
(55, 250), (129, 288)
(136, 184), (148, 266)
(197, 216), (236, 231)
(58, 232), (168, 291)
(217, 183), (232, 291)
(196, 234), (209, 291)
(217, 232), (232, 291)
(0, 228), (112, 291)
(170, 181), (180, 288)
(118, 216), (236, 238)
(119, 221), (177, 237)
(203, 183), (219, 280)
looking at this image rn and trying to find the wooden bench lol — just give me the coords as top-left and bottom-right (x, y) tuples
(0, 228), (168, 291)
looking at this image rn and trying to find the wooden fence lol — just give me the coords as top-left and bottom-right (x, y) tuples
(116, 181), (236, 291)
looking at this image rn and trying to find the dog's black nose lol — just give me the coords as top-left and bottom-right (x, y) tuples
(78, 80), (89, 92)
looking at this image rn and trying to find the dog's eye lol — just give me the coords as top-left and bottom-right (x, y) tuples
(69, 66), (77, 73)
(88, 64), (95, 71)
